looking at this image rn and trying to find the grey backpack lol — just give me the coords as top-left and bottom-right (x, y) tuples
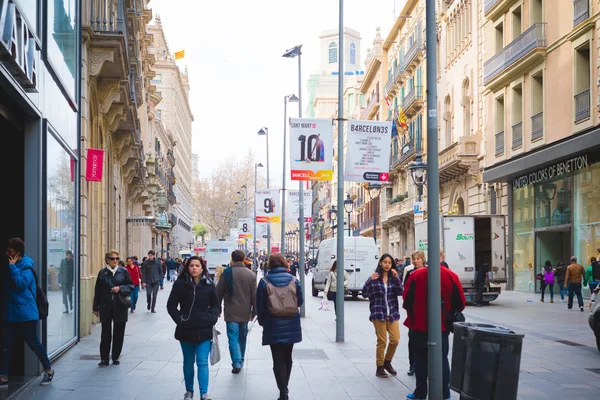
(262, 277), (298, 317)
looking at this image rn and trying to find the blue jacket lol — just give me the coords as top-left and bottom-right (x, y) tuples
(3, 255), (39, 322)
(256, 267), (303, 346)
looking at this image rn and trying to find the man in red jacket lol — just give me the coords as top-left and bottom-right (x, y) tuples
(402, 265), (466, 400)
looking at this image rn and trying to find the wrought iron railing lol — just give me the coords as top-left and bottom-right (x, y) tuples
(495, 131), (505, 156)
(484, 23), (546, 84)
(402, 86), (423, 111)
(531, 112), (543, 140)
(511, 122), (523, 149)
(403, 27), (423, 69)
(362, 92), (380, 119)
(574, 88), (590, 122)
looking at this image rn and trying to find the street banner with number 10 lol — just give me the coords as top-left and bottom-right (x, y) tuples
(255, 189), (280, 223)
(345, 120), (392, 182)
(289, 118), (333, 181)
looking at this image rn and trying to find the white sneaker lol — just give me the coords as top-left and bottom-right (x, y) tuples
(183, 391), (193, 399)
(560, 299), (564, 303)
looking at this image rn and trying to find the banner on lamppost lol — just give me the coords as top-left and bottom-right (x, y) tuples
(259, 223), (269, 239)
(255, 189), (280, 223)
(289, 118), (333, 181)
(345, 120), (392, 182)
(414, 202), (424, 224)
(238, 218), (253, 239)
(286, 190), (313, 223)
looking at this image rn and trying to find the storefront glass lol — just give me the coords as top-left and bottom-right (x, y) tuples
(574, 162), (600, 297)
(46, 131), (77, 355)
(534, 175), (572, 229)
(513, 185), (535, 292)
(47, 0), (77, 97)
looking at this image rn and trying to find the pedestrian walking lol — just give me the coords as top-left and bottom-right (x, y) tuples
(403, 251), (426, 375)
(215, 250), (257, 374)
(1, 238), (54, 389)
(403, 257), (466, 400)
(93, 250), (134, 366)
(60, 250), (75, 313)
(540, 260), (555, 303)
(554, 260), (568, 302)
(584, 256), (599, 293)
(565, 256), (586, 312)
(167, 256), (220, 400)
(142, 250), (162, 313)
(362, 254), (403, 378)
(323, 261), (348, 316)
(125, 257), (142, 313)
(256, 253), (303, 400)
(167, 257), (178, 282)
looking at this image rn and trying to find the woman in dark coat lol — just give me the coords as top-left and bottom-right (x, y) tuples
(167, 256), (220, 400)
(93, 250), (134, 366)
(256, 253), (303, 400)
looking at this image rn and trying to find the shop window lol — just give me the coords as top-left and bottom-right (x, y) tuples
(46, 131), (77, 355)
(47, 0), (78, 96)
(511, 6), (522, 40)
(534, 175), (572, 229)
(513, 185), (535, 292)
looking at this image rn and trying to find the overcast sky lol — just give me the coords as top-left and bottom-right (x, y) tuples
(150, 0), (397, 187)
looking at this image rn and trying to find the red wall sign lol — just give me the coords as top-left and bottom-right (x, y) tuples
(86, 149), (104, 182)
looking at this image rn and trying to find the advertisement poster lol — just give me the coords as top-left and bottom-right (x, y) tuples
(238, 218), (253, 239)
(413, 202), (424, 224)
(259, 223), (269, 239)
(345, 120), (392, 182)
(286, 190), (313, 223)
(289, 118), (333, 181)
(255, 189), (280, 223)
(86, 148), (104, 182)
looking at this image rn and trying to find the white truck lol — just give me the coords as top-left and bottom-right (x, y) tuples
(205, 240), (236, 277)
(311, 237), (379, 298)
(414, 215), (507, 303)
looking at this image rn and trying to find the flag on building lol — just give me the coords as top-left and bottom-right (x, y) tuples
(397, 107), (409, 133)
(385, 96), (391, 108)
(174, 50), (185, 59)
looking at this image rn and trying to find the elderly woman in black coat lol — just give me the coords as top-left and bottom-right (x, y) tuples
(93, 249), (134, 366)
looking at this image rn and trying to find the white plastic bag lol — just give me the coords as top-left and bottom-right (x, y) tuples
(210, 328), (221, 365)
(319, 300), (330, 311)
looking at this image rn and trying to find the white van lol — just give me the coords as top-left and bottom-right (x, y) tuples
(311, 237), (379, 298)
(205, 240), (236, 276)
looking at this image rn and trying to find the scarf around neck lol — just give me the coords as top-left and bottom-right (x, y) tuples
(106, 265), (118, 276)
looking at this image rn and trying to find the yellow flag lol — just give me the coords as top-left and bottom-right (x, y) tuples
(174, 50), (185, 59)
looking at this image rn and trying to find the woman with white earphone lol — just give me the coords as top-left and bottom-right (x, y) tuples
(167, 256), (220, 400)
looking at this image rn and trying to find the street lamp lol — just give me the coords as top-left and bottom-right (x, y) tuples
(367, 183), (382, 245)
(257, 127), (271, 255)
(253, 163), (264, 264)
(280, 94), (299, 255)
(344, 194), (354, 237)
(311, 222), (317, 259)
(409, 153), (427, 202)
(329, 205), (337, 237)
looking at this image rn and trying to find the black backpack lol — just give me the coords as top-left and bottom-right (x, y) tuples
(26, 268), (49, 320)
(592, 260), (600, 282)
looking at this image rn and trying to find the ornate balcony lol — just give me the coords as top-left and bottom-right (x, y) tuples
(484, 23), (546, 89)
(391, 136), (423, 170)
(531, 112), (543, 141)
(439, 133), (481, 185)
(381, 196), (413, 227)
(385, 77), (395, 96)
(403, 27), (424, 73)
(361, 92), (380, 120)
(402, 86), (424, 117)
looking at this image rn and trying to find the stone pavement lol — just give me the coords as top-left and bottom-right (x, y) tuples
(14, 275), (600, 400)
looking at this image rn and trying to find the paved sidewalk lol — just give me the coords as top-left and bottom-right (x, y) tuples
(15, 275), (600, 400)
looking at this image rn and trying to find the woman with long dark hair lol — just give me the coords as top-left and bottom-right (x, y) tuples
(256, 253), (303, 400)
(93, 250), (134, 366)
(167, 256), (220, 400)
(362, 253), (403, 378)
(540, 260), (555, 303)
(323, 260), (348, 315)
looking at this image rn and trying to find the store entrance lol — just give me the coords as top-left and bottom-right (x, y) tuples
(535, 228), (571, 293)
(0, 103), (26, 384)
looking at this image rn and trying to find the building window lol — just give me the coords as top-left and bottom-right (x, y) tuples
(152, 74), (162, 83)
(444, 95), (452, 148)
(350, 43), (356, 64)
(531, 72), (544, 140)
(495, 95), (505, 156)
(495, 22), (504, 53)
(47, 0), (78, 96)
(511, 6), (522, 40)
(574, 42), (591, 122)
(462, 79), (471, 136)
(511, 84), (523, 150)
(329, 42), (338, 64)
(531, 0), (543, 24)
(157, 110), (162, 120)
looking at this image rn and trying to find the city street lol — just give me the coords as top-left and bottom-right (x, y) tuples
(14, 276), (600, 400)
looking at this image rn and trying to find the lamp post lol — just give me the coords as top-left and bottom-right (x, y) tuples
(344, 194), (354, 237)
(318, 215), (325, 243)
(253, 163), (263, 264)
(425, 0), (443, 395)
(367, 183), (382, 245)
(409, 153), (427, 202)
(258, 127), (271, 255)
(280, 94), (299, 255)
(329, 205), (337, 237)
(311, 222), (317, 259)
(283, 44), (306, 317)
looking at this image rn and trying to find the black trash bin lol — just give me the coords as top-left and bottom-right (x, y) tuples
(460, 325), (525, 400)
(450, 322), (500, 393)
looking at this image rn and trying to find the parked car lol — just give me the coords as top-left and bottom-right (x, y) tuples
(589, 287), (600, 352)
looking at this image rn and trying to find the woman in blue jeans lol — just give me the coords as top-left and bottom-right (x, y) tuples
(1, 237), (54, 389)
(167, 256), (220, 400)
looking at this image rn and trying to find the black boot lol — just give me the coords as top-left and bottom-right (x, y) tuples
(383, 360), (397, 376)
(273, 368), (288, 399)
(376, 366), (388, 378)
